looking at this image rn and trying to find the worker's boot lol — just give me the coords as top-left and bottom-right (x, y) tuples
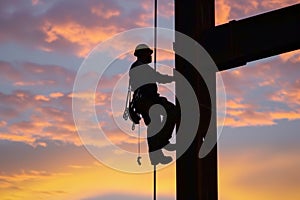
(149, 149), (172, 165)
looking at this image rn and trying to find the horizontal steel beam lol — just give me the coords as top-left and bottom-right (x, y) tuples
(201, 4), (300, 71)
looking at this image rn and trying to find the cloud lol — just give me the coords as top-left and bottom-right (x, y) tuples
(221, 55), (300, 127)
(216, 0), (231, 25)
(0, 61), (75, 93)
(159, 1), (174, 19)
(0, 121), (7, 127)
(0, 89), (83, 146)
(49, 92), (64, 98)
(279, 49), (300, 63)
(260, 0), (299, 10)
(215, 0), (299, 25)
(226, 110), (298, 127)
(268, 87), (300, 107)
(0, 61), (22, 82)
(35, 94), (50, 101)
(0, 57), (140, 147)
(0, 0), (161, 57)
(224, 97), (300, 127)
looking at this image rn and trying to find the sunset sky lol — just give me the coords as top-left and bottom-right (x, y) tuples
(1, 0), (300, 200)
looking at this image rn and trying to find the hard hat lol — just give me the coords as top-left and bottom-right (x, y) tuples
(134, 44), (153, 57)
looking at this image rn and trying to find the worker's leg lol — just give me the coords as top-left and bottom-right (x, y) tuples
(151, 97), (178, 151)
(147, 104), (164, 152)
(147, 104), (172, 165)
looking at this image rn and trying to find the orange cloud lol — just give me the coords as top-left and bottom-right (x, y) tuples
(269, 87), (300, 106)
(224, 106), (300, 127)
(226, 99), (252, 109)
(0, 133), (36, 146)
(216, 0), (231, 25)
(14, 80), (56, 86)
(270, 111), (300, 121)
(216, 0), (299, 26)
(42, 21), (121, 57)
(0, 89), (82, 146)
(91, 6), (120, 19)
(35, 95), (50, 101)
(223, 95), (300, 127)
(0, 120), (7, 127)
(224, 111), (276, 127)
(260, 0), (300, 10)
(49, 92), (64, 98)
(279, 49), (300, 63)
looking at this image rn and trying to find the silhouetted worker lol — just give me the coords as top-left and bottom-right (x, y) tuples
(129, 44), (178, 165)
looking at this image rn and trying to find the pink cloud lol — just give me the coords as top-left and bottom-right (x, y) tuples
(91, 3), (121, 19)
(279, 50), (300, 63)
(0, 61), (75, 92)
(0, 61), (22, 82)
(0, 0), (159, 57)
(0, 120), (7, 127)
(221, 56), (300, 127)
(224, 97), (300, 127)
(260, 0), (299, 10)
(216, 0), (231, 25)
(158, 1), (174, 19)
(0, 89), (81, 146)
(268, 87), (300, 107)
(216, 0), (299, 24)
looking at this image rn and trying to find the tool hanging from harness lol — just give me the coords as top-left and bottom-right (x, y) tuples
(123, 85), (142, 165)
(123, 85), (141, 130)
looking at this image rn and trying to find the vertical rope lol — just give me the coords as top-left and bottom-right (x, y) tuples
(153, 1), (158, 200)
(138, 124), (141, 155)
(137, 124), (142, 166)
(154, 165), (157, 200)
(154, 0), (157, 71)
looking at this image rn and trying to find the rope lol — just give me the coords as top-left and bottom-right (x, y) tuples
(154, 165), (157, 200)
(154, 0), (157, 71)
(153, 1), (158, 200)
(137, 124), (142, 165)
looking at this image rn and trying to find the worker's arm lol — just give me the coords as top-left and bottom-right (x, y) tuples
(155, 71), (174, 84)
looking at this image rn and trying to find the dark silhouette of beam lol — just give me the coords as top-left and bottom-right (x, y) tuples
(175, 1), (300, 200)
(201, 3), (300, 71)
(175, 1), (218, 200)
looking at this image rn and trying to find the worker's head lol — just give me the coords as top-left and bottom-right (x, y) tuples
(134, 44), (153, 63)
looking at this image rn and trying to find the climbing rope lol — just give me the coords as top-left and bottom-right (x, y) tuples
(153, 0), (158, 200)
(137, 124), (142, 165)
(154, 0), (157, 71)
(154, 164), (157, 200)
(124, 0), (159, 198)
